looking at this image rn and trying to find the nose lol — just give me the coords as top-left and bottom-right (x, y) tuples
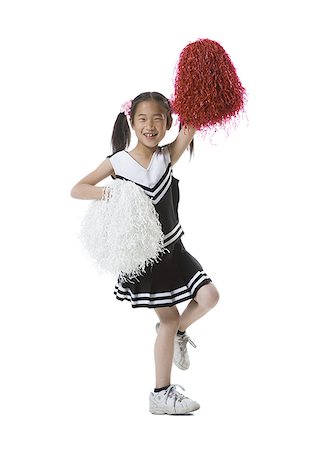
(145, 118), (155, 129)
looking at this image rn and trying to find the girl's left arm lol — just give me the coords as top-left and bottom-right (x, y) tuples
(168, 125), (195, 166)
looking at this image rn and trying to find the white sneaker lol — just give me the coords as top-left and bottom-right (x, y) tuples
(155, 323), (196, 370)
(174, 331), (197, 370)
(149, 384), (200, 415)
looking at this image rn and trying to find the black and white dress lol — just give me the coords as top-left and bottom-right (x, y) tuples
(108, 146), (212, 308)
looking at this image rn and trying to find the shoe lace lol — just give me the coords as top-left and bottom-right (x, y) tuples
(179, 334), (197, 351)
(165, 384), (187, 404)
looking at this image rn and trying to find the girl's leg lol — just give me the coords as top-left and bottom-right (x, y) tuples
(179, 282), (219, 332)
(154, 306), (180, 388)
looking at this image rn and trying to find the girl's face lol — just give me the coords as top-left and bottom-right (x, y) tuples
(131, 100), (170, 149)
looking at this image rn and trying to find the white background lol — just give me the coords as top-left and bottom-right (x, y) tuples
(1, 0), (310, 448)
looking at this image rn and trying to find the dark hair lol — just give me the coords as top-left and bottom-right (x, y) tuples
(111, 91), (194, 155)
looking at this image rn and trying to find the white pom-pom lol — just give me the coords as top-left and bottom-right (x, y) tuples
(80, 179), (166, 282)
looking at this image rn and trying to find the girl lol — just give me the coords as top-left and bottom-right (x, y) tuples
(71, 92), (219, 415)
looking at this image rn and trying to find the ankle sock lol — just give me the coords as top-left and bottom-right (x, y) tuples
(154, 384), (170, 393)
(177, 330), (186, 336)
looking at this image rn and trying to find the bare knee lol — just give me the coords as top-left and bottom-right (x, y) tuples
(197, 283), (219, 311)
(210, 284), (220, 308)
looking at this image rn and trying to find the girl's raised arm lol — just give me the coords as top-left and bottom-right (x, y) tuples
(71, 158), (115, 200)
(168, 125), (195, 166)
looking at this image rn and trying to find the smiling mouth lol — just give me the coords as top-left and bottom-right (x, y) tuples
(144, 133), (157, 137)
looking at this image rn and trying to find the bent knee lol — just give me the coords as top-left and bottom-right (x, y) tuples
(197, 283), (219, 310)
(211, 285), (220, 307)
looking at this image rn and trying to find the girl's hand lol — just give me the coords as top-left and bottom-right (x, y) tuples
(101, 186), (111, 201)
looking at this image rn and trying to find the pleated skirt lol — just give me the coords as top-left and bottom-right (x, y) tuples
(113, 239), (212, 308)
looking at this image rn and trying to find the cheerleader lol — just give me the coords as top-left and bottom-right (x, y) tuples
(71, 38), (245, 415)
(71, 92), (219, 414)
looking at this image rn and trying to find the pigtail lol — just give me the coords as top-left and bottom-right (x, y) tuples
(111, 112), (131, 153)
(189, 138), (194, 156)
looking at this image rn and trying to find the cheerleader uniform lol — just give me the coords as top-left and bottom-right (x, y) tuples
(108, 146), (212, 308)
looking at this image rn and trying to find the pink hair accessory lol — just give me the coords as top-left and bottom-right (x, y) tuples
(120, 100), (132, 116)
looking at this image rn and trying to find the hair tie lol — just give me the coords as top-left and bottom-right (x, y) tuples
(120, 100), (132, 117)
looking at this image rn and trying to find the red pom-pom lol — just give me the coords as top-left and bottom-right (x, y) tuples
(171, 39), (246, 132)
